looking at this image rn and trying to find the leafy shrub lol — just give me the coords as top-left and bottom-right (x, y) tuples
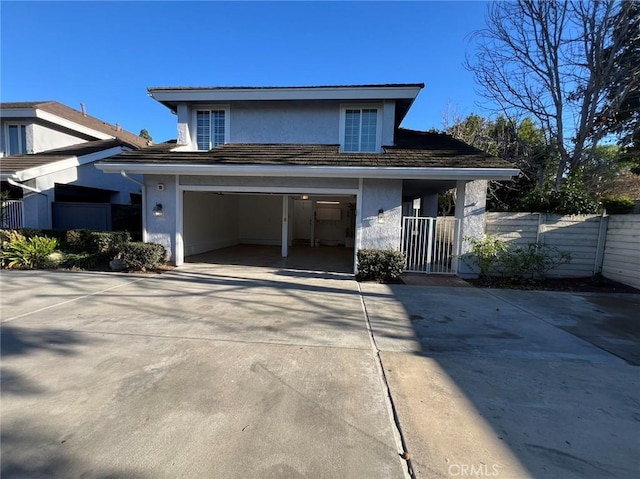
(65, 230), (131, 258)
(65, 229), (92, 251)
(90, 231), (131, 257)
(462, 236), (509, 279)
(601, 196), (635, 215)
(17, 228), (67, 243)
(121, 242), (166, 271)
(500, 243), (571, 279)
(59, 252), (103, 270)
(1, 229), (25, 247)
(462, 236), (571, 281)
(1, 235), (59, 269)
(518, 184), (600, 214)
(356, 249), (406, 283)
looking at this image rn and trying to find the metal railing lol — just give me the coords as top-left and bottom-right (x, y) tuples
(401, 216), (460, 274)
(1, 200), (24, 229)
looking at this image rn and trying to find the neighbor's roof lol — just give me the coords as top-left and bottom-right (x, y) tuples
(97, 129), (514, 169)
(0, 139), (134, 175)
(0, 101), (149, 149)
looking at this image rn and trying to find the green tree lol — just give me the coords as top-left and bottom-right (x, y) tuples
(444, 114), (549, 210)
(139, 129), (153, 142)
(597, 0), (640, 171)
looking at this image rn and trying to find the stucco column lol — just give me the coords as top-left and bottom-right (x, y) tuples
(454, 180), (488, 277)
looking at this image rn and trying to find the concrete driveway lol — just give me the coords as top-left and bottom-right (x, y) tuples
(361, 283), (640, 479)
(1, 266), (405, 479)
(2, 266), (638, 479)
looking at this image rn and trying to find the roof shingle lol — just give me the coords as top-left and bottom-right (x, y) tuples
(99, 129), (514, 169)
(0, 139), (133, 174)
(0, 101), (149, 149)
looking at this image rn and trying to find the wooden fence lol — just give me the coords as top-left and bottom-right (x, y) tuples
(486, 213), (640, 288)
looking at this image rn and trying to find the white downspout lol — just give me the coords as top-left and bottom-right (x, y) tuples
(120, 170), (147, 242)
(7, 177), (50, 228)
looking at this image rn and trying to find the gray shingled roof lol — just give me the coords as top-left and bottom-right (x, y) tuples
(0, 101), (149, 149)
(99, 130), (513, 169)
(0, 139), (132, 174)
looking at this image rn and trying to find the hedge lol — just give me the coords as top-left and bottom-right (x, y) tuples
(121, 242), (166, 271)
(356, 249), (406, 283)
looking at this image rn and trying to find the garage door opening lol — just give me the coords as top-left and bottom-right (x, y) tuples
(182, 192), (356, 273)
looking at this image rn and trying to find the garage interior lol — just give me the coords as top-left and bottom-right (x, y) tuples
(183, 191), (357, 272)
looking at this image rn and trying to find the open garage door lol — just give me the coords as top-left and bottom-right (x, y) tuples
(182, 192), (356, 273)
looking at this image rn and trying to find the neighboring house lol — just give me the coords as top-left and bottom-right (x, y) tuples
(96, 83), (519, 275)
(0, 101), (150, 230)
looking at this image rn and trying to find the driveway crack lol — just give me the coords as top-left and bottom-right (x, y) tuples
(357, 283), (416, 479)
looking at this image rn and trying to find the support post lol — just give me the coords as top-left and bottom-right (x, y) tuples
(593, 212), (609, 275)
(353, 179), (364, 273)
(282, 195), (289, 257)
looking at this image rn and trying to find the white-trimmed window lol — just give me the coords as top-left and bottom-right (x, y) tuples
(6, 124), (27, 155)
(340, 105), (381, 152)
(196, 108), (229, 150)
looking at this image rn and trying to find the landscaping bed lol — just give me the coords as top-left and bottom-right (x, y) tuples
(1, 228), (167, 273)
(465, 275), (639, 294)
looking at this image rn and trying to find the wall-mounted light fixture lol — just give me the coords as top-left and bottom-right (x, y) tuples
(378, 208), (385, 224)
(152, 203), (164, 217)
(301, 194), (309, 200)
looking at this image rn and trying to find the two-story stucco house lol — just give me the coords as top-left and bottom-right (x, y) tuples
(0, 101), (149, 230)
(96, 83), (519, 275)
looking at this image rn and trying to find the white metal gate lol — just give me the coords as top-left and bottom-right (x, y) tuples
(1, 200), (24, 228)
(401, 216), (460, 274)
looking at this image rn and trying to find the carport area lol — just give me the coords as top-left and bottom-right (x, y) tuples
(1, 268), (638, 479)
(182, 191), (357, 273)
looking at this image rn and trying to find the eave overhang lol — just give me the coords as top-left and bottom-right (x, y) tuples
(96, 162), (519, 181)
(3, 146), (128, 182)
(148, 84), (424, 113)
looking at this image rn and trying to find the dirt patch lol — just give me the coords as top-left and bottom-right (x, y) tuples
(465, 276), (639, 294)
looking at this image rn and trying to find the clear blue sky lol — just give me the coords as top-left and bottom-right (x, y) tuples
(1, 1), (491, 143)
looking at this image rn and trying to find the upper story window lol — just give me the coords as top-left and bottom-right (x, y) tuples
(340, 105), (381, 152)
(196, 108), (229, 150)
(6, 124), (27, 155)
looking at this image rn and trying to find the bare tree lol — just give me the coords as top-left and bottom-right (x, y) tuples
(467, 0), (636, 189)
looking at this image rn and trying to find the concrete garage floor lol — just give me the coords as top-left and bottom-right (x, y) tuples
(186, 245), (355, 274)
(1, 266), (639, 479)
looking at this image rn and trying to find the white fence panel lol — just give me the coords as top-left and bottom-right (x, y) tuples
(1, 200), (24, 229)
(486, 212), (640, 288)
(602, 216), (640, 289)
(486, 213), (603, 278)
